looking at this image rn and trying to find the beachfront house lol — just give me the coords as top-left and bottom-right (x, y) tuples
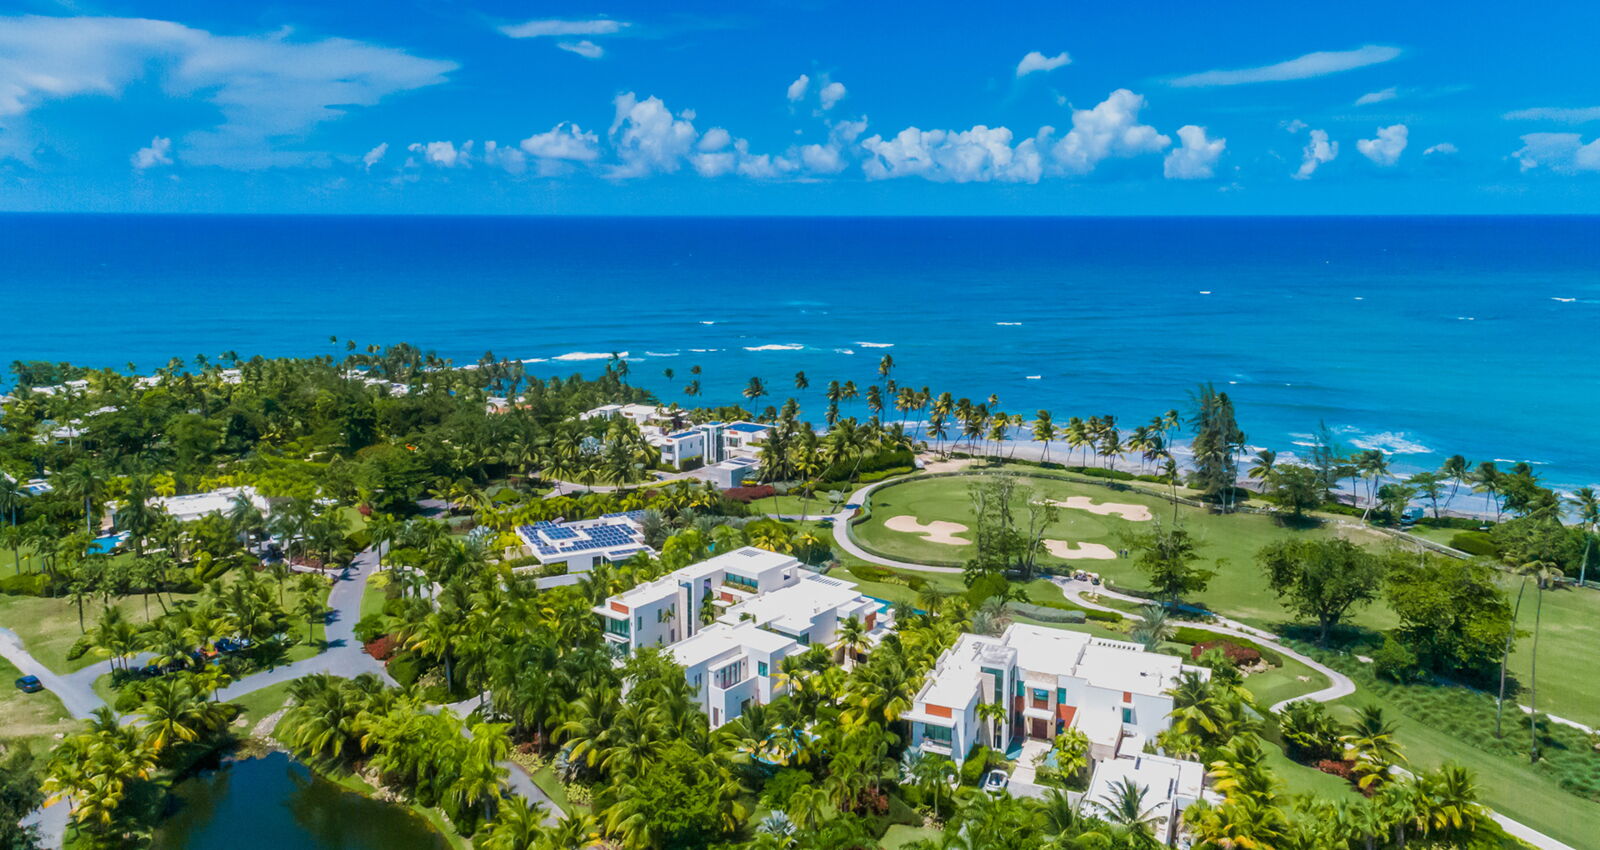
(904, 624), (1205, 763)
(594, 546), (893, 726)
(513, 512), (653, 585)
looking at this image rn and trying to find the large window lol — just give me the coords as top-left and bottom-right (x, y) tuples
(724, 572), (760, 591)
(922, 724), (953, 745)
(714, 660), (747, 690)
(605, 618), (630, 638)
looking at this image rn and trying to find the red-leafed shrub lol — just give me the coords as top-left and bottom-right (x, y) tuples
(1315, 759), (1355, 781)
(364, 634), (399, 660)
(723, 485), (777, 503)
(1190, 640), (1263, 666)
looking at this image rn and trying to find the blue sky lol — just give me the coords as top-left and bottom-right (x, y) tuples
(2, 0), (1598, 214)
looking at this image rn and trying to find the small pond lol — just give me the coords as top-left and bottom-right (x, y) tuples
(154, 752), (449, 849)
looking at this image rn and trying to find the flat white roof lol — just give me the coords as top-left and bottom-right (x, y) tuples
(696, 545), (801, 577)
(150, 486), (269, 521)
(916, 633), (1009, 713)
(1076, 643), (1189, 698)
(722, 573), (869, 634)
(1087, 753), (1204, 809)
(670, 621), (794, 668)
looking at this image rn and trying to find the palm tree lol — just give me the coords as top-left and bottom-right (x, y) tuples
(836, 615), (868, 669)
(744, 376), (768, 404)
(1570, 486), (1598, 586)
(974, 700), (1006, 749)
(794, 371), (809, 391)
(1090, 778), (1164, 842)
(1031, 411), (1056, 464)
(58, 462), (106, 535)
(901, 749), (956, 820)
(1439, 454), (1470, 511)
(1342, 705), (1405, 791)
(1355, 449), (1389, 520)
(1521, 558), (1565, 762)
(1246, 448), (1276, 485)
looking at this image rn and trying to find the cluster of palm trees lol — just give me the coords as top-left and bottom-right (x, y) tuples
(82, 568), (326, 688)
(277, 673), (511, 832)
(43, 675), (235, 848)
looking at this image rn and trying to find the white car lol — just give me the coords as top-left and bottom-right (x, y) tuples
(982, 769), (1009, 792)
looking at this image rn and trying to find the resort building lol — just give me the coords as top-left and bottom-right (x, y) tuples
(1084, 753), (1208, 846)
(670, 621), (798, 728)
(655, 429), (708, 468)
(903, 624), (1206, 765)
(704, 455), (761, 488)
(149, 486), (271, 523)
(581, 403), (677, 429)
(594, 546), (893, 726)
(513, 512), (653, 579)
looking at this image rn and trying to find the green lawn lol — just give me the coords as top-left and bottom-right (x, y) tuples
(1326, 697), (1600, 849)
(530, 764), (592, 813)
(757, 493), (847, 517)
(1240, 652), (1331, 710)
(879, 824), (941, 849)
(0, 591), (186, 673)
(231, 680), (296, 734)
(852, 471), (1392, 632)
(0, 656), (77, 750)
(1498, 579), (1600, 727)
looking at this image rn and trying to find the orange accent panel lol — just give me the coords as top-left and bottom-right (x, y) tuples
(1123, 691), (1132, 702)
(1057, 704), (1077, 725)
(610, 601), (630, 614)
(926, 704), (952, 718)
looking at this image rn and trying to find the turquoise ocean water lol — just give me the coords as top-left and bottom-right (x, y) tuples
(3, 215), (1597, 487)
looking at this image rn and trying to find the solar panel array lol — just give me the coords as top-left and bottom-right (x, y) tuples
(518, 518), (646, 558)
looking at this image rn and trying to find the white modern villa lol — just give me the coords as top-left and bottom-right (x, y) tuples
(903, 624), (1211, 844)
(513, 512), (653, 581)
(1085, 752), (1208, 845)
(595, 546), (892, 726)
(905, 624), (1204, 762)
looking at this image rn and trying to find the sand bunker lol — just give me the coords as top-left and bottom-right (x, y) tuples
(1045, 497), (1154, 522)
(884, 515), (971, 545)
(1043, 540), (1117, 560)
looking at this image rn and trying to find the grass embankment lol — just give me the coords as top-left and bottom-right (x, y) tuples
(0, 656), (76, 750)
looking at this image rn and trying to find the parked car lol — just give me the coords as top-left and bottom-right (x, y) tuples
(14, 675), (43, 694)
(982, 769), (1009, 792)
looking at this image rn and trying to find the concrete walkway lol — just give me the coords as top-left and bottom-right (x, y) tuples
(0, 628), (106, 721)
(828, 480), (963, 574)
(1051, 578), (1357, 713)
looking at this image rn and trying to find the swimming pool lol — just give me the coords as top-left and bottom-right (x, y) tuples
(87, 532), (127, 554)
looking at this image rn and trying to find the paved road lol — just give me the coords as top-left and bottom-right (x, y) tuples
(216, 549), (394, 701)
(827, 480), (963, 574)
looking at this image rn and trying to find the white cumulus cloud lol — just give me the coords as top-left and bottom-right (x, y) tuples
(0, 15), (456, 168)
(819, 81), (847, 111)
(1170, 45), (1402, 87)
(1355, 87), (1398, 106)
(131, 136), (173, 170)
(520, 123), (601, 161)
(786, 74), (810, 102)
(361, 142), (388, 170)
(1356, 124), (1408, 166)
(408, 140), (465, 168)
(862, 125), (1045, 183)
(1294, 129), (1337, 179)
(1016, 51), (1070, 78)
(499, 19), (626, 38)
(1513, 133), (1600, 173)
(1051, 89), (1169, 174)
(1423, 142), (1458, 156)
(1162, 125), (1225, 179)
(609, 93), (699, 178)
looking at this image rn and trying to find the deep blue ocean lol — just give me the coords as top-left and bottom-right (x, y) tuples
(3, 215), (1597, 488)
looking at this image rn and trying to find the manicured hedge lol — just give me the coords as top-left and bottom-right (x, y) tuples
(1170, 626), (1283, 667)
(1449, 531), (1498, 557)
